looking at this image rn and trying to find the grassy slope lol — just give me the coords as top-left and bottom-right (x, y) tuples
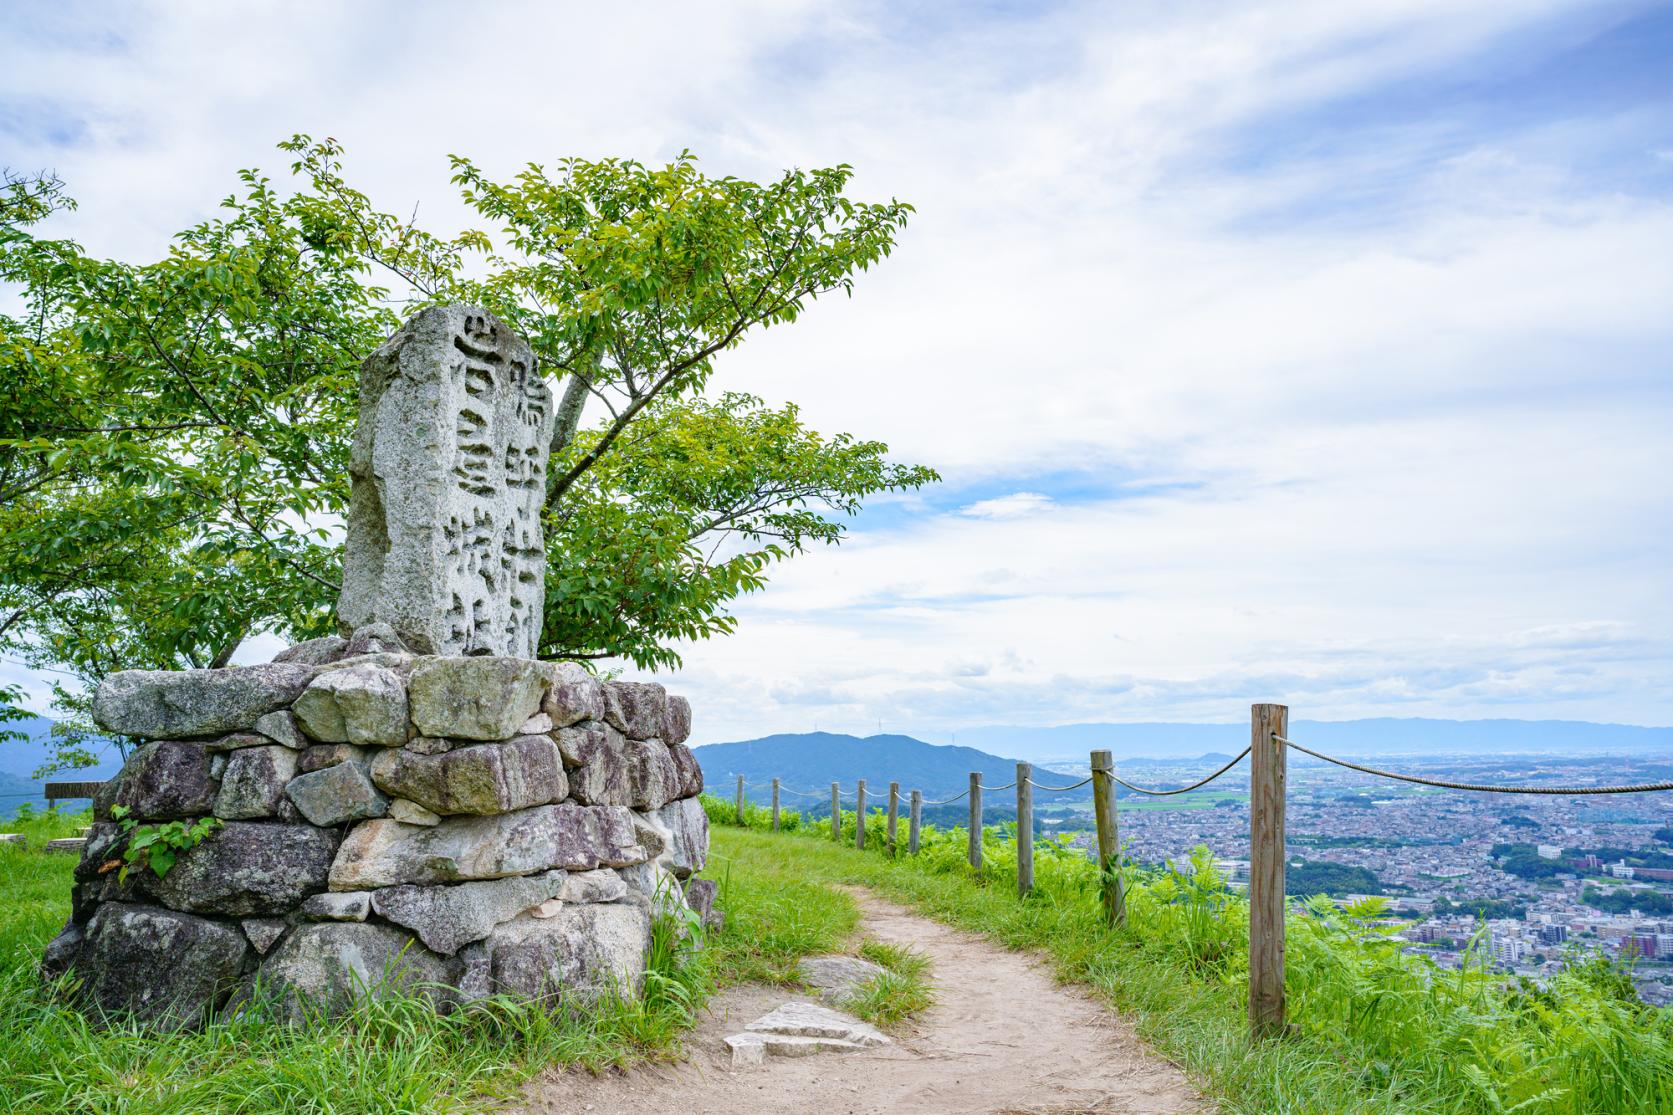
(711, 797), (1673, 1115)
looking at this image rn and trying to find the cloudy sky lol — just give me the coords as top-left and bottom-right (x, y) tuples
(4, 1), (1672, 743)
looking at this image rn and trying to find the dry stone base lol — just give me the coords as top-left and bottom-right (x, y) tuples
(46, 655), (709, 1026)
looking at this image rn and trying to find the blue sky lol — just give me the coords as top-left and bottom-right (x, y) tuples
(2, 1), (1670, 744)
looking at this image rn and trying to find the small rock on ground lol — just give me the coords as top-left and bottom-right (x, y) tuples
(795, 954), (888, 1003)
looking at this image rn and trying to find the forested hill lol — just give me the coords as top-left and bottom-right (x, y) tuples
(692, 732), (1085, 803)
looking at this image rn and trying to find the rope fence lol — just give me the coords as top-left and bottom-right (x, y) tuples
(719, 701), (1673, 1045)
(1275, 736), (1673, 795)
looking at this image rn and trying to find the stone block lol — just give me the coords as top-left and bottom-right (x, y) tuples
(259, 921), (457, 1017)
(540, 661), (604, 727)
(370, 870), (565, 955)
(297, 743), (374, 774)
(368, 734), (565, 816)
(286, 761), (389, 828)
(685, 878), (723, 931)
(617, 861), (689, 916)
(407, 656), (547, 741)
(40, 921), (85, 977)
(485, 902), (651, 1002)
(655, 797), (709, 879)
(67, 902), (250, 1029)
(388, 798), (442, 826)
(241, 917), (288, 954)
(96, 739), (217, 821)
(253, 710), (308, 750)
(143, 821), (339, 917)
(557, 724), (682, 809)
(292, 664), (408, 746)
(93, 663), (318, 739)
(329, 802), (645, 890)
(518, 712), (554, 735)
(335, 303), (552, 659)
(561, 868), (629, 904)
(661, 695), (692, 746)
(301, 891), (372, 922)
(626, 738), (680, 811)
(214, 745), (299, 820)
(668, 742), (704, 799)
(602, 681), (666, 740)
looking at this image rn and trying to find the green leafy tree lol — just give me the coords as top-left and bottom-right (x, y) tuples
(0, 142), (934, 771)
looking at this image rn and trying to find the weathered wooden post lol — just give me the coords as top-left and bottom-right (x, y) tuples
(771, 778), (781, 831)
(856, 779), (868, 850)
(908, 789), (922, 854)
(831, 782), (841, 841)
(1091, 749), (1125, 926)
(1249, 703), (1290, 1039)
(1016, 761), (1034, 897)
(967, 772), (983, 871)
(735, 775), (745, 825)
(887, 781), (900, 856)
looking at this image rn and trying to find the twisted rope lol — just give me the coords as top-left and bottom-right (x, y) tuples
(1026, 776), (1093, 792)
(1276, 736), (1673, 795)
(920, 788), (971, 806)
(1107, 747), (1252, 796)
(775, 785), (823, 799)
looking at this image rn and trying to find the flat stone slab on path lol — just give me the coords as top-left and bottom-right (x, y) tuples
(517, 885), (1206, 1115)
(725, 1001), (889, 1067)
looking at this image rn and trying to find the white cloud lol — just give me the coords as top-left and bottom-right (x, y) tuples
(3, 1), (1670, 742)
(957, 493), (1054, 520)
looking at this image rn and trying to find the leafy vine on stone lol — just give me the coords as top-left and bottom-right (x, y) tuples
(103, 805), (222, 882)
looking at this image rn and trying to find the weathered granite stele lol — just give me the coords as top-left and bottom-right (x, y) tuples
(336, 304), (555, 659)
(45, 305), (713, 1029)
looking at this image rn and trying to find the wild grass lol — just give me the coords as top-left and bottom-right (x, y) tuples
(844, 941), (933, 1028)
(704, 795), (1673, 1115)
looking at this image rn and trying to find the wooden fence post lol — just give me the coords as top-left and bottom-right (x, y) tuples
(856, 779), (867, 850)
(771, 778), (781, 831)
(1091, 750), (1125, 926)
(967, 772), (983, 871)
(831, 782), (841, 841)
(1249, 703), (1290, 1039)
(909, 790), (922, 854)
(735, 775), (745, 825)
(1016, 761), (1034, 897)
(887, 782), (900, 856)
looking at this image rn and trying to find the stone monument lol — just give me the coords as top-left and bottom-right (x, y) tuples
(41, 305), (714, 1029)
(337, 304), (552, 659)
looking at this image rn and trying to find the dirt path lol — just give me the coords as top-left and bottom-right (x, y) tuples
(516, 887), (1207, 1115)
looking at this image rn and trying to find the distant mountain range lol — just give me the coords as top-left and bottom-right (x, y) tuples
(692, 732), (1086, 805)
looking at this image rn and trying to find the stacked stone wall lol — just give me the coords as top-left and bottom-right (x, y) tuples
(43, 625), (711, 1029)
